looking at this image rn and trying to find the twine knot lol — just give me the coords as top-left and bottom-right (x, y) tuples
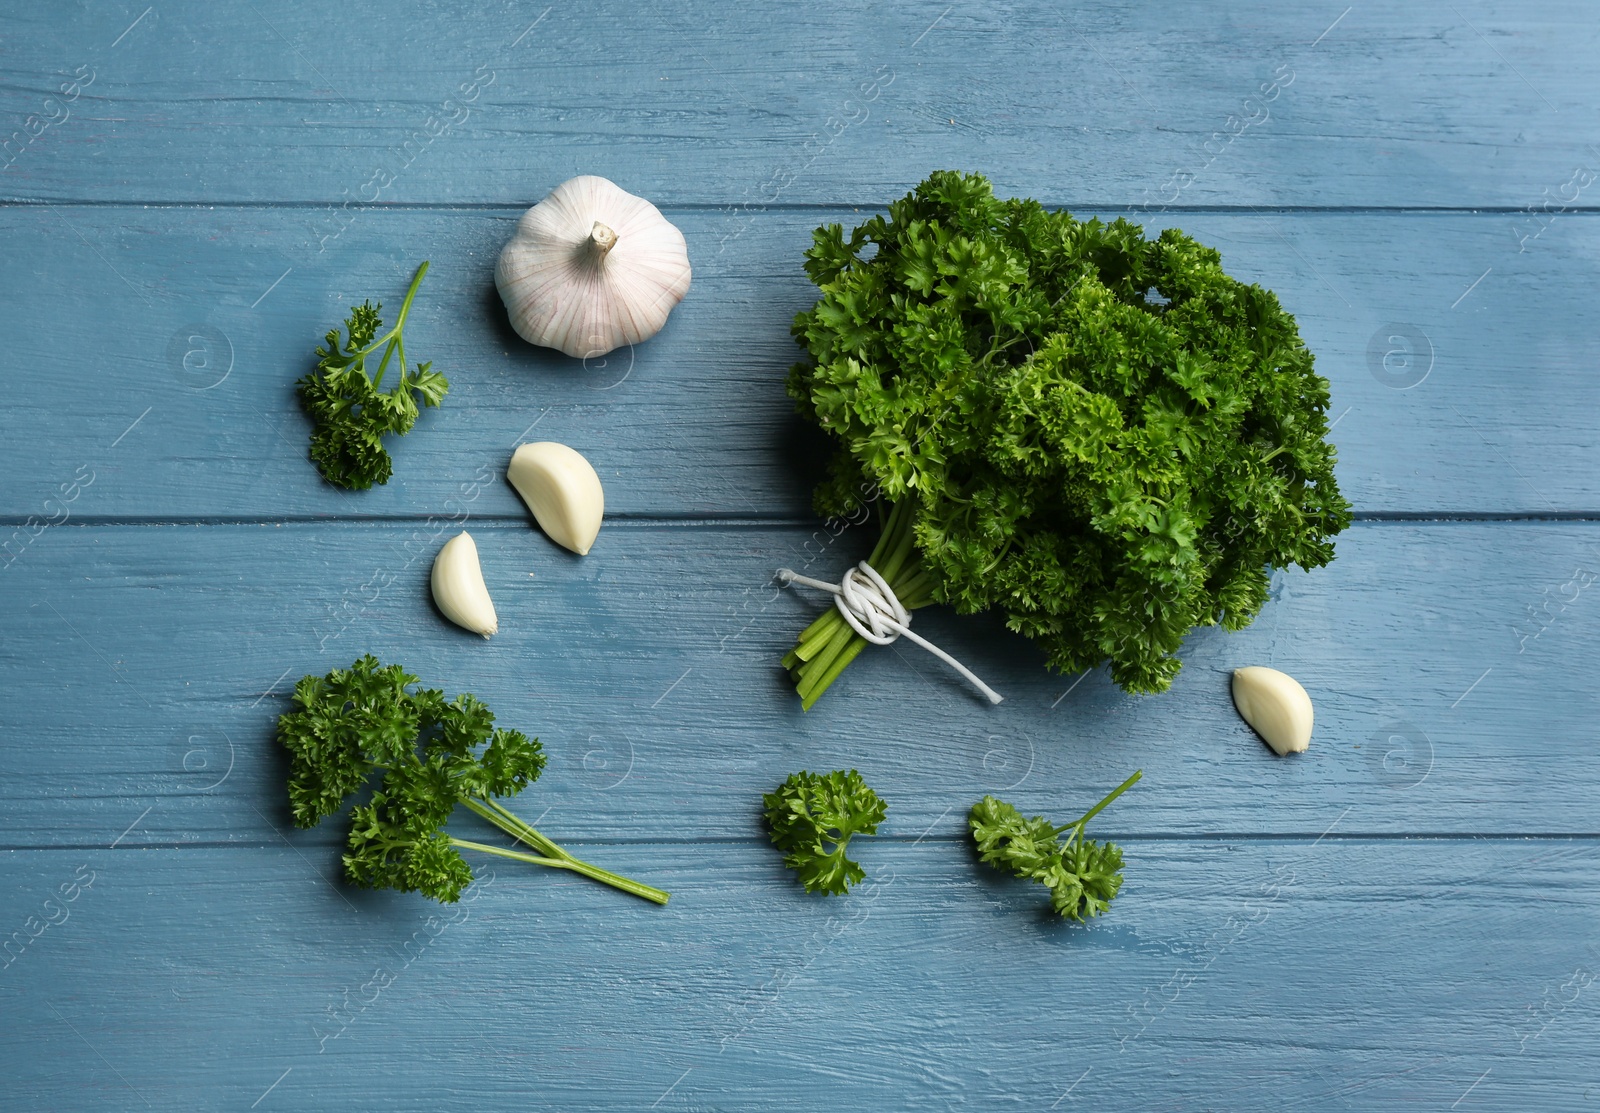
(777, 561), (1003, 705)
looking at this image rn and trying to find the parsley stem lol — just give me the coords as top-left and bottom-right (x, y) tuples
(459, 797), (669, 905)
(800, 636), (868, 711)
(464, 796), (535, 836)
(789, 498), (928, 708)
(465, 797), (564, 858)
(447, 837), (668, 904)
(363, 261), (429, 392)
(447, 838), (564, 868)
(874, 500), (919, 585)
(371, 337), (399, 390)
(796, 619), (853, 680)
(392, 260), (429, 327)
(1057, 770), (1143, 841)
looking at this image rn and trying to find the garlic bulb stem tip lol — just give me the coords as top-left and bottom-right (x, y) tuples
(494, 175), (691, 358)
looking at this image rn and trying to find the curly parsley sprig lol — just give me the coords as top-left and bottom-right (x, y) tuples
(784, 171), (1351, 705)
(277, 655), (667, 905)
(763, 769), (887, 895)
(971, 770), (1141, 922)
(297, 262), (449, 490)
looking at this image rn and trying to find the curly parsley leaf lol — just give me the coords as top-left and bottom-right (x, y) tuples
(763, 769), (887, 895)
(296, 262), (449, 490)
(276, 655), (667, 905)
(970, 770), (1140, 922)
(784, 172), (1351, 704)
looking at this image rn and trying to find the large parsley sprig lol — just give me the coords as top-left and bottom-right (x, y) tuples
(971, 770), (1141, 922)
(784, 172), (1351, 705)
(277, 656), (667, 905)
(297, 262), (448, 490)
(763, 769), (886, 895)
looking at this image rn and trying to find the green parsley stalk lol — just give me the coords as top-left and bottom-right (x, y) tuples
(782, 500), (934, 710)
(456, 798), (668, 904)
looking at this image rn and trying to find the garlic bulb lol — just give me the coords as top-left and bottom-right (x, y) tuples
(1231, 666), (1313, 755)
(507, 442), (605, 555)
(495, 176), (692, 359)
(431, 532), (498, 637)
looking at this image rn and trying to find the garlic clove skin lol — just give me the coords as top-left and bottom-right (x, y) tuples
(495, 175), (692, 359)
(507, 441), (605, 555)
(1231, 666), (1313, 755)
(431, 531), (499, 637)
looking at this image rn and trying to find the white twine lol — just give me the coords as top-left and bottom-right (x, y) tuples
(777, 561), (1004, 705)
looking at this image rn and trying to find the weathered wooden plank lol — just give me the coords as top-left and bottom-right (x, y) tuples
(2, 2), (1597, 210)
(6, 1), (1597, 1108)
(1, 519), (1595, 845)
(2, 838), (1595, 1110)
(2, 206), (1596, 521)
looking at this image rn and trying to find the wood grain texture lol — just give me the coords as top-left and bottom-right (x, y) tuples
(2, 519), (1595, 846)
(2, 1), (1599, 209)
(2, 206), (1598, 521)
(3, 839), (1597, 1111)
(6, 1), (1600, 1108)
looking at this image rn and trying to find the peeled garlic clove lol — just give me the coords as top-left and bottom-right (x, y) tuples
(494, 175), (692, 359)
(431, 532), (498, 637)
(1231, 666), (1313, 755)
(507, 442), (604, 555)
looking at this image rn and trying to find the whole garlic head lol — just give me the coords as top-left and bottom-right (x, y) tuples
(495, 175), (692, 359)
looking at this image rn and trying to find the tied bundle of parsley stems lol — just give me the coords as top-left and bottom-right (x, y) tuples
(784, 171), (1351, 707)
(783, 500), (927, 707)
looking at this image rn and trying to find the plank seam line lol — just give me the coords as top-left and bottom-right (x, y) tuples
(2, 199), (1596, 216)
(5, 832), (1598, 852)
(0, 514), (823, 529)
(3, 513), (1599, 529)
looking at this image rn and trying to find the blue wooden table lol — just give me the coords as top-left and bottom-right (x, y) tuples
(5, 2), (1598, 1108)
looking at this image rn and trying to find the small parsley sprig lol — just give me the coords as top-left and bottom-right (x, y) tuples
(971, 770), (1141, 922)
(277, 656), (667, 905)
(763, 769), (887, 895)
(297, 262), (449, 490)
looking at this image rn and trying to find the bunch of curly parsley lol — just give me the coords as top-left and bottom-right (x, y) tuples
(784, 172), (1350, 705)
(297, 262), (448, 490)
